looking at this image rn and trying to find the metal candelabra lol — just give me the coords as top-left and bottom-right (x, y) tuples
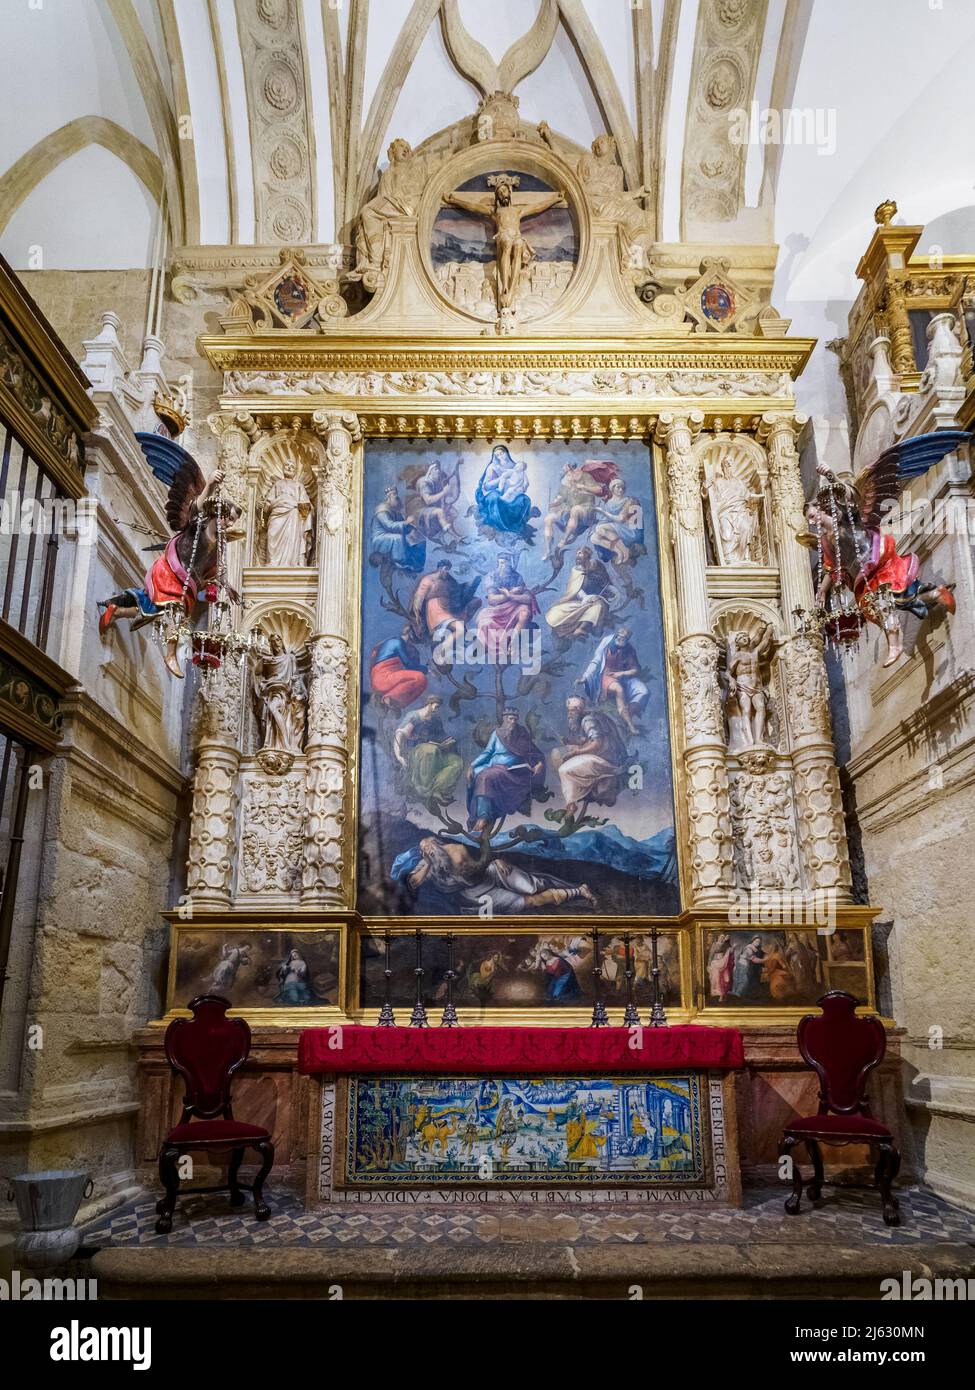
(440, 933), (459, 1027)
(377, 929), (396, 1027)
(589, 926), (610, 1027)
(622, 933), (642, 1026)
(409, 927), (429, 1027)
(649, 924), (668, 1027)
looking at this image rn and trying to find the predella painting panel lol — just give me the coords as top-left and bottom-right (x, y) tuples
(702, 928), (868, 1009)
(173, 930), (341, 1009)
(357, 437), (679, 918)
(359, 931), (681, 1010)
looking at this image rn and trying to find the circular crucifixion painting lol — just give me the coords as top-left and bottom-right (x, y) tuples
(432, 170), (578, 324)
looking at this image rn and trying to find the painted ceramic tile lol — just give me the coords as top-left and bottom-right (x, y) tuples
(359, 930), (680, 1009)
(340, 1073), (705, 1186)
(703, 928), (867, 1007)
(358, 438), (679, 917)
(172, 930), (340, 1009)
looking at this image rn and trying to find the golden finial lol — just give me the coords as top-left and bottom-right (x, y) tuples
(874, 199), (898, 227)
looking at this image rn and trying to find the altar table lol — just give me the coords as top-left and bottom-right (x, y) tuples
(297, 1024), (744, 1074)
(301, 1025), (744, 1207)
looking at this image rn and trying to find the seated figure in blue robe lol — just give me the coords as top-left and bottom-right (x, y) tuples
(473, 445), (536, 540)
(370, 486), (425, 571)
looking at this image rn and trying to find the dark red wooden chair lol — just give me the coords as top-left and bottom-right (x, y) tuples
(155, 995), (274, 1234)
(779, 990), (899, 1226)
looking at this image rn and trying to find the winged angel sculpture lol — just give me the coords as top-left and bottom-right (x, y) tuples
(801, 433), (966, 667)
(97, 437), (243, 678)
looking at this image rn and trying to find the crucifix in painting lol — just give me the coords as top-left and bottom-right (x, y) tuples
(441, 174), (568, 310)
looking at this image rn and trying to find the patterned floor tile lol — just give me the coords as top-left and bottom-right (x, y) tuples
(80, 1182), (975, 1252)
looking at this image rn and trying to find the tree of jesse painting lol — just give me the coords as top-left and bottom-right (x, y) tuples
(357, 438), (679, 917)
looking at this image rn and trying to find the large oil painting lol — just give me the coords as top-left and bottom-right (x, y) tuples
(359, 931), (681, 1010)
(171, 929), (340, 1010)
(357, 437), (679, 917)
(339, 1074), (705, 1187)
(702, 927), (868, 1008)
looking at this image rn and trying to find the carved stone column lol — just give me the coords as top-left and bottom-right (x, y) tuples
(759, 413), (851, 899)
(300, 410), (361, 905)
(655, 411), (734, 906)
(186, 662), (244, 906)
(207, 411), (258, 588)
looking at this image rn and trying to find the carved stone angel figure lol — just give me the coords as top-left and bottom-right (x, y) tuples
(706, 455), (764, 565)
(260, 457), (314, 566)
(251, 633), (307, 757)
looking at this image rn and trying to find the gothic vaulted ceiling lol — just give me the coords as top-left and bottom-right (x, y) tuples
(2, 0), (975, 321)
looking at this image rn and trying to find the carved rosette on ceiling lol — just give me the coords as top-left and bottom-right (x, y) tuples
(681, 0), (768, 233)
(235, 0), (315, 244)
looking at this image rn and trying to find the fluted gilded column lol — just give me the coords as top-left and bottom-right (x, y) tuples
(186, 661), (244, 906)
(655, 410), (734, 906)
(759, 412), (851, 899)
(300, 410), (361, 905)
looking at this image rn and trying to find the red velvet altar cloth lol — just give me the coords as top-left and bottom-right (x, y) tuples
(297, 1025), (744, 1075)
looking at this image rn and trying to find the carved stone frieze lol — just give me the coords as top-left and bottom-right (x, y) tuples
(728, 769), (800, 890)
(238, 772), (305, 894)
(225, 367), (793, 400)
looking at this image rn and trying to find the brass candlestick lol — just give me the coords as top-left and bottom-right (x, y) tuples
(440, 933), (459, 1027)
(649, 924), (667, 1027)
(589, 926), (609, 1027)
(409, 927), (429, 1027)
(377, 929), (396, 1027)
(622, 933), (642, 1027)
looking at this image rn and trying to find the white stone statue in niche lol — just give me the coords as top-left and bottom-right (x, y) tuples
(705, 453), (764, 565)
(251, 632), (308, 771)
(260, 456), (314, 566)
(725, 623), (776, 756)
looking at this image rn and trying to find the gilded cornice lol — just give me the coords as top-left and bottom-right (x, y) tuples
(199, 332), (814, 377)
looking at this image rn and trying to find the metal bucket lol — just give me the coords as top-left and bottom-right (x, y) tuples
(7, 1170), (93, 1232)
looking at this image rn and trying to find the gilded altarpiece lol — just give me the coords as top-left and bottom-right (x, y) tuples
(169, 114), (877, 1038)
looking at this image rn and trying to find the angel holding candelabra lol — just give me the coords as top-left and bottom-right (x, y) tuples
(801, 449), (957, 667)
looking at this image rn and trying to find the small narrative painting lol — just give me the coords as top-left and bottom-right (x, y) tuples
(358, 437), (679, 918)
(339, 1074), (706, 1187)
(433, 170), (576, 320)
(359, 930), (681, 1010)
(703, 927), (868, 1008)
(171, 929), (340, 1010)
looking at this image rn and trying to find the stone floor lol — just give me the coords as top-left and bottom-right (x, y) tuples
(83, 1181), (975, 1250)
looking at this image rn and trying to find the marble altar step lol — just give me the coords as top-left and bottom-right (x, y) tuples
(91, 1238), (975, 1300)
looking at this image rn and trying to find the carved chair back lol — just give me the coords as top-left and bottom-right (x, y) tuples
(796, 990), (886, 1117)
(164, 995), (252, 1124)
